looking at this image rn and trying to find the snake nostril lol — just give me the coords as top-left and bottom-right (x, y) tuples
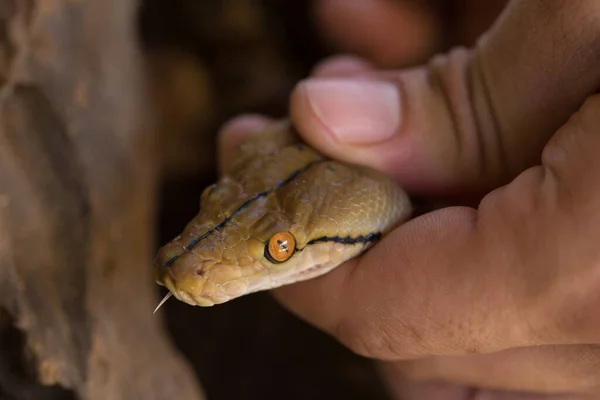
(195, 267), (206, 277)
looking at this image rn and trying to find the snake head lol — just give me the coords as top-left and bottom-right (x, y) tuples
(153, 185), (300, 307)
(154, 165), (411, 307)
(154, 122), (412, 307)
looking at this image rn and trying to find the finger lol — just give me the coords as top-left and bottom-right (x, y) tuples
(292, 0), (600, 196)
(275, 94), (600, 359)
(311, 54), (376, 77)
(385, 344), (600, 396)
(381, 376), (474, 400)
(314, 0), (439, 67)
(216, 114), (272, 174)
(216, 55), (373, 171)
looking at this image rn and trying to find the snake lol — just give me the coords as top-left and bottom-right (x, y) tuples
(153, 119), (412, 309)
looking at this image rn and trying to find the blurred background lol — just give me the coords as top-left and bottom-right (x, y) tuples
(138, 1), (507, 399)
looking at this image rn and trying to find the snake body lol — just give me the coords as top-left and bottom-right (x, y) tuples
(154, 120), (412, 307)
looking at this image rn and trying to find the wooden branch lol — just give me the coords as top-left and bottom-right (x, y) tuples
(0, 1), (204, 399)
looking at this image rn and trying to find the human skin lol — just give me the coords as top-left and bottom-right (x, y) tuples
(217, 0), (600, 398)
(312, 0), (508, 67)
(312, 0), (440, 67)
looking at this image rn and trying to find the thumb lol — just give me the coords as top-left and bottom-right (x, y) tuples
(290, 0), (600, 197)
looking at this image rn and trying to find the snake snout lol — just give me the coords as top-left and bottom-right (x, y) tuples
(154, 244), (248, 306)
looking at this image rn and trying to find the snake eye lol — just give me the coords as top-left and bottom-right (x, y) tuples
(265, 232), (296, 263)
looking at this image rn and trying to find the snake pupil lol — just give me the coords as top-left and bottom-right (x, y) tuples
(277, 239), (289, 252)
(265, 232), (296, 263)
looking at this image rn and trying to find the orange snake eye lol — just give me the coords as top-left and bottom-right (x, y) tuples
(265, 232), (296, 263)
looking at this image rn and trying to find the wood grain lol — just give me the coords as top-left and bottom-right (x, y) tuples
(0, 1), (204, 399)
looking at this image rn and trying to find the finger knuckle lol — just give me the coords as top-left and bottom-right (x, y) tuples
(334, 316), (427, 360)
(543, 94), (600, 169)
(334, 320), (396, 359)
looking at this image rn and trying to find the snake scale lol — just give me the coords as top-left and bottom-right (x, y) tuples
(154, 120), (412, 308)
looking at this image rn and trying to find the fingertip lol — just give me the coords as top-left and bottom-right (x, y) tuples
(311, 54), (376, 77)
(292, 77), (401, 142)
(290, 76), (407, 180)
(218, 114), (272, 148)
(217, 114), (273, 174)
(289, 80), (333, 151)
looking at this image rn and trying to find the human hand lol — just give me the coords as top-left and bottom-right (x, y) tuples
(218, 0), (600, 398)
(312, 0), (508, 67)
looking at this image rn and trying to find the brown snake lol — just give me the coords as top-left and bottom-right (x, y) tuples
(154, 120), (412, 310)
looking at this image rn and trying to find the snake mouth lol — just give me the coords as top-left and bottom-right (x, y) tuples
(156, 269), (221, 307)
(287, 263), (326, 279)
(157, 259), (335, 307)
(161, 274), (220, 307)
(271, 262), (336, 288)
(157, 261), (255, 307)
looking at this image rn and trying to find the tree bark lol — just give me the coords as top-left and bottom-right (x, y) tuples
(0, 0), (204, 399)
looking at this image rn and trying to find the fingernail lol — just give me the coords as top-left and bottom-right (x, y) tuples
(303, 78), (401, 144)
